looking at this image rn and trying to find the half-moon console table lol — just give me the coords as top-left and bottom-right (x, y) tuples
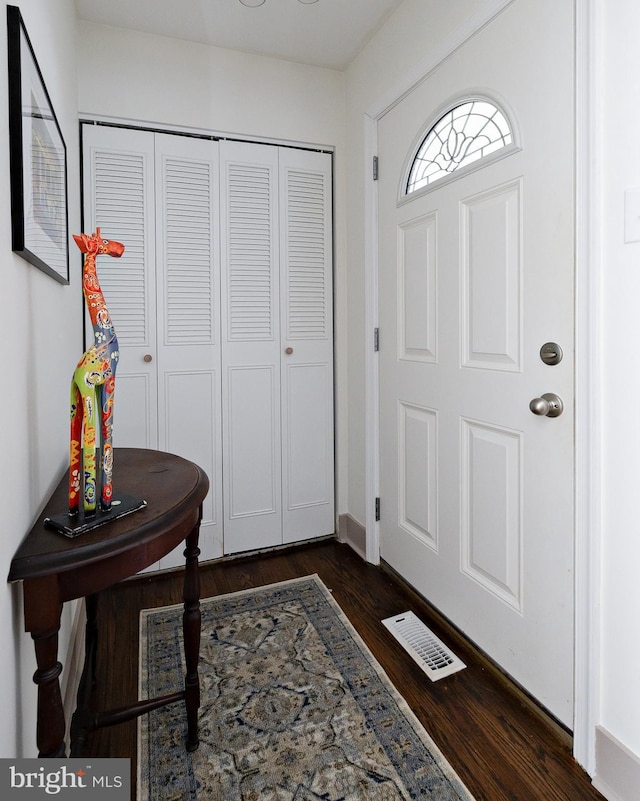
(8, 447), (209, 758)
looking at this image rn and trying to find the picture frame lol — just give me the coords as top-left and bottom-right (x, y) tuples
(7, 5), (69, 284)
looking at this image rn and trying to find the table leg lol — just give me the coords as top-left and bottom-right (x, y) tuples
(24, 577), (66, 758)
(70, 594), (99, 756)
(182, 518), (201, 751)
(32, 627), (66, 757)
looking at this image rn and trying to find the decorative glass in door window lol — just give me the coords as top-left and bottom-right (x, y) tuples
(406, 100), (513, 194)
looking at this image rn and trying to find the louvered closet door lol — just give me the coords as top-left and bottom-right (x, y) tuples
(81, 125), (158, 451)
(81, 125), (223, 565)
(220, 141), (335, 554)
(154, 133), (223, 567)
(83, 126), (334, 560)
(220, 141), (283, 553)
(279, 147), (334, 544)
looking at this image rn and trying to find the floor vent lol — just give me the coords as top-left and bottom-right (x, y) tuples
(381, 611), (466, 681)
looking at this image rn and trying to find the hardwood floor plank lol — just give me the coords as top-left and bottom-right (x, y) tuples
(85, 539), (604, 801)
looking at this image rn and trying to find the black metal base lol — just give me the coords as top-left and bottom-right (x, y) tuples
(44, 494), (147, 538)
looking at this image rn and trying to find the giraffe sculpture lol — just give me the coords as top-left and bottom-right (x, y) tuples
(69, 228), (125, 518)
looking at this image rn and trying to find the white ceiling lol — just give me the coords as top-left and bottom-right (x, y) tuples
(74, 0), (405, 71)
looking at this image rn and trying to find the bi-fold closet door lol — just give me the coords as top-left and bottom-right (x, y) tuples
(81, 124), (334, 567)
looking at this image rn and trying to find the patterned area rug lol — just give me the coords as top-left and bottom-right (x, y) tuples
(138, 575), (475, 800)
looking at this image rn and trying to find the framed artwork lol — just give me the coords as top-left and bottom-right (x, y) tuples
(7, 5), (69, 284)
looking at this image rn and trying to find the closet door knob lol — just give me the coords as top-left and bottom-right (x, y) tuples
(285, 347), (294, 355)
(143, 354), (153, 363)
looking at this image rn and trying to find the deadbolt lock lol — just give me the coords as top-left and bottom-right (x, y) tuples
(540, 342), (563, 366)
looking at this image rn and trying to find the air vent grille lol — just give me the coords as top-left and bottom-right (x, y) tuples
(381, 611), (466, 681)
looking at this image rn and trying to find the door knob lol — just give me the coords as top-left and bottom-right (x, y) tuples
(143, 354), (153, 363)
(285, 347), (294, 355)
(529, 393), (563, 417)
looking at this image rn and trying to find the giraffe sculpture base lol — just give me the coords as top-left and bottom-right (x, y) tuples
(44, 493), (147, 538)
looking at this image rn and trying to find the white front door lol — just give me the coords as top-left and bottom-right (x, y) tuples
(377, 0), (575, 726)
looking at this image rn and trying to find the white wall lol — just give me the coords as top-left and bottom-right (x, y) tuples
(343, 0), (482, 525)
(76, 21), (349, 517)
(1, 0), (81, 757)
(593, 0), (640, 796)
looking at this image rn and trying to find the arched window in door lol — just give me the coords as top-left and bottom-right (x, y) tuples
(406, 98), (515, 195)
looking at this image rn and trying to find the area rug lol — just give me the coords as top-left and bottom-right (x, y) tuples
(138, 574), (475, 800)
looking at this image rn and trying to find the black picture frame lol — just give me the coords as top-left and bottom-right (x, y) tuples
(7, 5), (69, 284)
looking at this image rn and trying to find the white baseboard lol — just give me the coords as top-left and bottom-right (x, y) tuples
(337, 513), (366, 560)
(592, 725), (640, 801)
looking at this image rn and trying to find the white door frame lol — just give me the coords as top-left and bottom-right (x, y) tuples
(362, 0), (601, 773)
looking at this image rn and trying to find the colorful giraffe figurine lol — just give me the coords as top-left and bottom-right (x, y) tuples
(69, 228), (125, 518)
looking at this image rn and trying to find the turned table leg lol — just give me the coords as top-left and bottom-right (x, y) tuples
(182, 518), (201, 751)
(24, 577), (66, 757)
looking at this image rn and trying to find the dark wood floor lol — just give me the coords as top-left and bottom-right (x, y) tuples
(85, 538), (604, 801)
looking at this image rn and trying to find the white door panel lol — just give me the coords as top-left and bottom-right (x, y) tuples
(163, 369), (218, 524)
(220, 142), (335, 553)
(225, 364), (281, 552)
(283, 360), (334, 542)
(378, 0), (574, 725)
(82, 125), (160, 572)
(461, 180), (522, 371)
(154, 133), (222, 567)
(279, 147), (335, 544)
(81, 125), (158, 452)
(398, 213), (438, 363)
(82, 126), (224, 567)
(112, 374), (155, 450)
(220, 141), (282, 553)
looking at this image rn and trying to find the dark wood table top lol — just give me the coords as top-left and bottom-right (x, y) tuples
(8, 448), (209, 593)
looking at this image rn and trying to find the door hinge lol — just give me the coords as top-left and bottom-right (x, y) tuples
(375, 497), (381, 522)
(372, 155), (379, 181)
(374, 327), (380, 352)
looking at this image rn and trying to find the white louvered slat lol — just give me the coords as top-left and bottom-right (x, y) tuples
(285, 169), (327, 339)
(93, 150), (147, 345)
(227, 163), (273, 340)
(163, 156), (215, 344)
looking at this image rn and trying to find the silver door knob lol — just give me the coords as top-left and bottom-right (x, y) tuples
(529, 393), (563, 417)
